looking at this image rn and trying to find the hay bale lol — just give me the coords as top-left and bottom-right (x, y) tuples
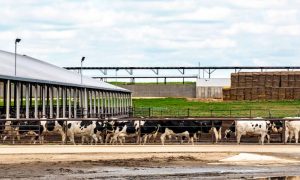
(285, 88), (294, 99)
(272, 73), (281, 87)
(294, 88), (300, 99)
(265, 87), (272, 100)
(238, 73), (246, 87)
(278, 88), (286, 100)
(280, 72), (289, 87)
(231, 73), (238, 88)
(245, 72), (253, 87)
(271, 88), (279, 100)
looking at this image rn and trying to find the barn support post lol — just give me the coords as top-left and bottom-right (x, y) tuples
(56, 86), (60, 118)
(83, 88), (88, 118)
(62, 87), (66, 118)
(97, 91), (100, 118)
(42, 85), (46, 118)
(34, 84), (38, 119)
(25, 83), (29, 119)
(115, 92), (119, 116)
(74, 89), (77, 119)
(89, 90), (93, 118)
(5, 80), (10, 119)
(120, 93), (123, 115)
(103, 92), (107, 118)
(111, 92), (116, 116)
(16, 82), (20, 119)
(49, 87), (53, 119)
(107, 92), (111, 117)
(93, 91), (96, 118)
(68, 88), (72, 119)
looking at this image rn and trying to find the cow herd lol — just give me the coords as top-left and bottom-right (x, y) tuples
(0, 117), (300, 145)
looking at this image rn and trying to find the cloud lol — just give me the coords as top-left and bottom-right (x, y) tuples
(0, 0), (299, 69)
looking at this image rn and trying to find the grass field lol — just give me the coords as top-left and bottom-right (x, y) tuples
(133, 98), (300, 118)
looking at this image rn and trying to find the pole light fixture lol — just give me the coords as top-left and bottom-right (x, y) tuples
(81, 56), (85, 84)
(15, 38), (21, 76)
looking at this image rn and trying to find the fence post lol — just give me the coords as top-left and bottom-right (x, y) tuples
(210, 110), (213, 117)
(298, 109), (300, 117)
(148, 108), (151, 118)
(268, 109), (271, 118)
(187, 108), (190, 117)
(249, 109), (252, 118)
(229, 109), (232, 117)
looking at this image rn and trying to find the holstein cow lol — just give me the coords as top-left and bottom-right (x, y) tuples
(66, 120), (98, 145)
(140, 120), (161, 145)
(224, 118), (278, 145)
(110, 121), (140, 145)
(2, 121), (42, 144)
(39, 120), (66, 144)
(159, 120), (223, 145)
(284, 117), (300, 143)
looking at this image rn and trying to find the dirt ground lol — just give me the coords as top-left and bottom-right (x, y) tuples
(1, 145), (300, 179)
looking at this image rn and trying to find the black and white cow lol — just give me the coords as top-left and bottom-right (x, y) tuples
(66, 120), (98, 145)
(224, 118), (277, 145)
(284, 117), (300, 143)
(159, 120), (223, 145)
(39, 120), (66, 144)
(139, 120), (161, 145)
(110, 121), (140, 145)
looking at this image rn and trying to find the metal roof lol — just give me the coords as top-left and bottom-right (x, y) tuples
(0, 50), (130, 92)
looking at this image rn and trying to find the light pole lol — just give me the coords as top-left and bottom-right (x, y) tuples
(15, 38), (21, 76)
(81, 56), (85, 84)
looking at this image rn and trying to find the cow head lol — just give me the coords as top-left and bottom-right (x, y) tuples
(224, 121), (235, 139)
(269, 121), (283, 133)
(224, 129), (232, 139)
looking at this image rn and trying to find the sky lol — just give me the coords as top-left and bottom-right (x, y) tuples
(0, 0), (300, 78)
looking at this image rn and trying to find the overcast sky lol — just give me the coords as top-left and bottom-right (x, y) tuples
(1, 0), (300, 70)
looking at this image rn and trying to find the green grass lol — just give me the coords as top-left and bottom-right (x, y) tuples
(133, 98), (300, 118)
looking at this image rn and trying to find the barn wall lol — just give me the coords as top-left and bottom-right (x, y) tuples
(118, 84), (196, 98)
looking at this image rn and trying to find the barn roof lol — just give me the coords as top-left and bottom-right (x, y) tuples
(0, 50), (130, 92)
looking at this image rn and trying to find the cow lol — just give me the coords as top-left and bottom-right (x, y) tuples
(224, 118), (277, 145)
(66, 120), (98, 145)
(284, 117), (300, 143)
(1, 121), (41, 144)
(110, 121), (140, 145)
(159, 120), (223, 145)
(39, 120), (66, 144)
(139, 120), (161, 145)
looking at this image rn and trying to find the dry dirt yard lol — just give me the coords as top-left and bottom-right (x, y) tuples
(1, 145), (300, 179)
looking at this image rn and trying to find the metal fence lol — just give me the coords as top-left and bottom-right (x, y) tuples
(133, 107), (300, 118)
(0, 118), (297, 145)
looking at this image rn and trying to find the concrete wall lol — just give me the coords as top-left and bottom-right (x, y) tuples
(196, 87), (223, 99)
(196, 78), (230, 99)
(118, 84), (196, 98)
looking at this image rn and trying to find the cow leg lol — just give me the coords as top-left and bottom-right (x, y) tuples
(212, 127), (218, 143)
(69, 133), (76, 145)
(92, 134), (98, 145)
(260, 133), (266, 145)
(266, 134), (270, 144)
(105, 134), (112, 145)
(143, 135), (148, 145)
(61, 133), (67, 145)
(81, 136), (85, 145)
(2, 135), (8, 143)
(218, 127), (222, 141)
(160, 133), (166, 145)
(285, 128), (290, 143)
(236, 133), (242, 144)
(295, 130), (299, 144)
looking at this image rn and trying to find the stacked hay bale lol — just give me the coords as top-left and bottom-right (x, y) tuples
(223, 71), (300, 100)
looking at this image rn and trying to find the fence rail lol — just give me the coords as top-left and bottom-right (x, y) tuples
(133, 107), (300, 118)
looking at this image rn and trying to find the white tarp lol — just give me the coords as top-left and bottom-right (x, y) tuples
(0, 50), (129, 92)
(196, 78), (230, 87)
